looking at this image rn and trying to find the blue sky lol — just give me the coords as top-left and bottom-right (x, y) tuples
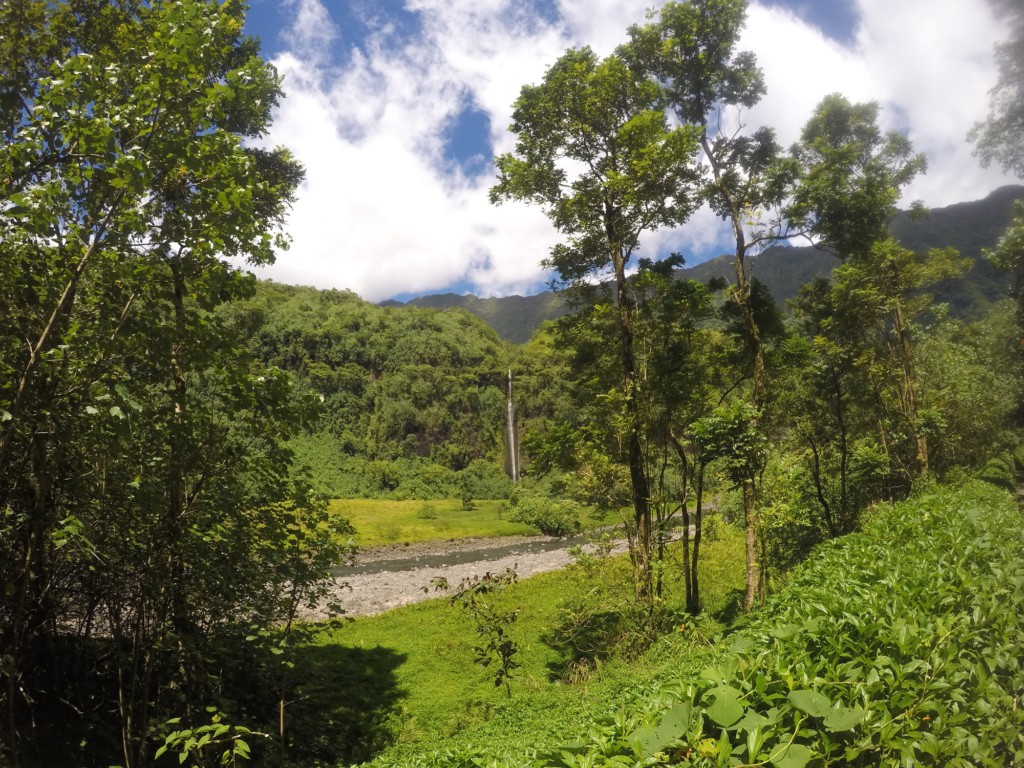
(242, 0), (1011, 302)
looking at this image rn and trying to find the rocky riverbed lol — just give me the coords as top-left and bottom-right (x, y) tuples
(302, 531), (628, 620)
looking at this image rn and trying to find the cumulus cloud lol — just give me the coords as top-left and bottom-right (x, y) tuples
(251, 0), (1011, 301)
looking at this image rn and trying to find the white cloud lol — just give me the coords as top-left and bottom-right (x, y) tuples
(853, 0), (1009, 204)
(742, 0), (1010, 206)
(252, 0), (1013, 301)
(282, 0), (338, 59)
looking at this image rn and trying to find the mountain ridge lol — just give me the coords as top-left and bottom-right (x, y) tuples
(380, 185), (1024, 343)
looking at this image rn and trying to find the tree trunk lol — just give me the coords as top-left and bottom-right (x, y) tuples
(691, 465), (705, 615)
(702, 133), (766, 611)
(608, 227), (652, 603)
(892, 303), (928, 475)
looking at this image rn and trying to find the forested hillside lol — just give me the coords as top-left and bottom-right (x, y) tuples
(225, 282), (517, 499)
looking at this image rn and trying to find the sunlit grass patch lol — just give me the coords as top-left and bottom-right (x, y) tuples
(328, 498), (535, 546)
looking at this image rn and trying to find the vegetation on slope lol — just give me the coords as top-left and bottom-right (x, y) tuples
(225, 281), (516, 499)
(368, 481), (1024, 767)
(274, 525), (748, 767)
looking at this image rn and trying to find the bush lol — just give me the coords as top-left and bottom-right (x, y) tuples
(460, 459), (514, 500)
(977, 451), (1017, 491)
(506, 494), (582, 537)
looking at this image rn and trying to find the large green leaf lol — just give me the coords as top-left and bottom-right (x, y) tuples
(823, 706), (865, 731)
(769, 742), (813, 768)
(632, 702), (693, 757)
(787, 689), (832, 718)
(705, 686), (745, 727)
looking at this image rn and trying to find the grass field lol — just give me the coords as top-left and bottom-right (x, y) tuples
(284, 525), (748, 765)
(328, 498), (536, 547)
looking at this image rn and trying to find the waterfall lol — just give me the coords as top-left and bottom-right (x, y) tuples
(505, 368), (519, 482)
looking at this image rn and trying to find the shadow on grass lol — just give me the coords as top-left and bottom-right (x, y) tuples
(542, 609), (628, 682)
(711, 587), (746, 628)
(283, 642), (409, 765)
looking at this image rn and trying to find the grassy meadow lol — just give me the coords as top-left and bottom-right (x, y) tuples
(329, 498), (535, 547)
(329, 497), (619, 547)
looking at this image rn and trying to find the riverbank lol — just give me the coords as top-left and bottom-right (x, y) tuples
(306, 530), (629, 619)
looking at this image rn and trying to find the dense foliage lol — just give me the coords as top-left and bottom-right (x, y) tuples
(375, 482), (1024, 767)
(1, 0), (1022, 765)
(225, 281), (516, 499)
(0, 2), (349, 765)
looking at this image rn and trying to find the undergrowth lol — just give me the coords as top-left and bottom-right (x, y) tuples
(371, 481), (1024, 767)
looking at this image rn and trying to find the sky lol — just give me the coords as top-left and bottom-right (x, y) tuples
(241, 0), (1013, 302)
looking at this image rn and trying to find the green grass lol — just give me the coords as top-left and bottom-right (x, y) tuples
(329, 498), (535, 547)
(282, 526), (748, 765)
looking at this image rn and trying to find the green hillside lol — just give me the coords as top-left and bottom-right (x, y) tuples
(225, 281), (516, 499)
(356, 482), (1024, 767)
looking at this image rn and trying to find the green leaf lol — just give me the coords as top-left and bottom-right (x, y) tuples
(736, 709), (769, 732)
(747, 725), (764, 760)
(771, 623), (801, 640)
(769, 742), (812, 768)
(633, 703), (692, 757)
(659, 702), (693, 733)
(705, 686), (744, 728)
(823, 706), (865, 732)
(787, 689), (832, 718)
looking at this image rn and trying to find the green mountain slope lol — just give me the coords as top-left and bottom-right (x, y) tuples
(383, 186), (1023, 341)
(226, 282), (515, 498)
(382, 291), (570, 344)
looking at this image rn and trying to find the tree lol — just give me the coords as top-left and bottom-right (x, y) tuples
(970, 0), (1024, 177)
(789, 96), (926, 260)
(629, 259), (721, 613)
(0, 2), (349, 765)
(490, 47), (703, 601)
(987, 213), (1024, 419)
(971, 0), (1024, 417)
(625, 0), (797, 609)
(786, 279), (879, 536)
(550, 257), (720, 612)
(790, 94), (965, 480)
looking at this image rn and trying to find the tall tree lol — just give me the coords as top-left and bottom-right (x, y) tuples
(789, 94), (959, 479)
(625, 0), (797, 609)
(971, 0), (1024, 177)
(0, 2), (349, 765)
(490, 46), (703, 601)
(631, 261), (721, 613)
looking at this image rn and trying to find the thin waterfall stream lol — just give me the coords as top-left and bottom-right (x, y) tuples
(505, 368), (518, 482)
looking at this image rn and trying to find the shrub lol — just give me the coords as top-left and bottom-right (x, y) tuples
(415, 502), (438, 520)
(506, 494), (582, 537)
(978, 451), (1017, 491)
